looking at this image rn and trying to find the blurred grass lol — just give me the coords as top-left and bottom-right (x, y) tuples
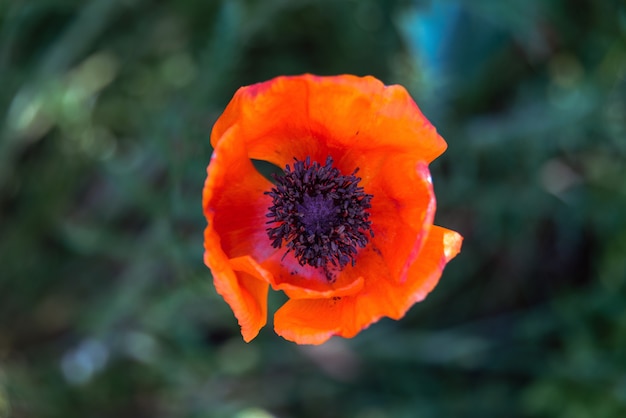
(1, 0), (625, 417)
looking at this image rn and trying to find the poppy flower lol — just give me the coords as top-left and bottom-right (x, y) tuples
(202, 74), (462, 345)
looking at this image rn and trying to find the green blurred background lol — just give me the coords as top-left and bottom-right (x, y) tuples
(1, 0), (625, 417)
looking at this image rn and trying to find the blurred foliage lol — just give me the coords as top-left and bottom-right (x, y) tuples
(1, 0), (626, 417)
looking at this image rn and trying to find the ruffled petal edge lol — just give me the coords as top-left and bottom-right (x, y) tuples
(273, 225), (462, 345)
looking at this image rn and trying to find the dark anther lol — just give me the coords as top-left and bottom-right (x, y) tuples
(265, 156), (374, 271)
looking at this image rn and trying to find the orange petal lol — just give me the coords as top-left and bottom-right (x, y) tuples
(259, 248), (364, 299)
(203, 125), (275, 261)
(403, 226), (463, 303)
(307, 75), (446, 162)
(274, 225), (462, 345)
(204, 243), (269, 342)
(203, 126), (276, 341)
(365, 159), (436, 283)
(212, 74), (447, 169)
(212, 76), (327, 167)
(230, 254), (364, 299)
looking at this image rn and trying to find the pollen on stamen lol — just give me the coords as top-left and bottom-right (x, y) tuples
(265, 156), (374, 272)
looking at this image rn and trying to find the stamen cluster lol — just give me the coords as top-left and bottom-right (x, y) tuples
(265, 156), (374, 270)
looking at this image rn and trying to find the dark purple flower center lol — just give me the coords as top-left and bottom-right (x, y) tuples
(265, 156), (374, 270)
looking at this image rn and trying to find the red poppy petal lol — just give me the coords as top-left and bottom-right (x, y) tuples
(203, 126), (275, 261)
(404, 226), (463, 302)
(365, 159), (437, 283)
(230, 254), (364, 299)
(307, 75), (446, 162)
(212, 76), (325, 167)
(211, 74), (447, 169)
(203, 127), (278, 341)
(273, 225), (462, 345)
(229, 255), (275, 283)
(261, 250), (365, 299)
(204, 245), (269, 342)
